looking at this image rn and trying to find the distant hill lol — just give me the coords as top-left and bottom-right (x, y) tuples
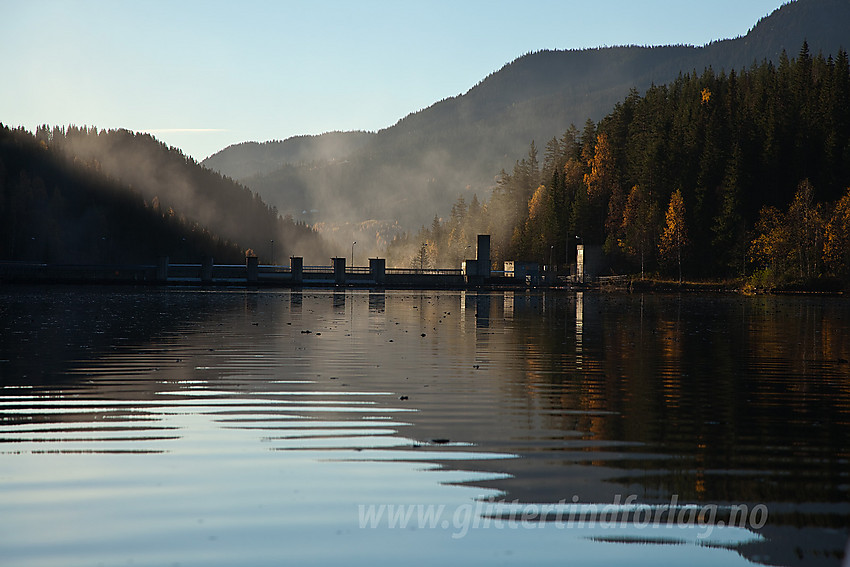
(0, 125), (330, 264)
(203, 131), (375, 180)
(203, 0), (850, 235)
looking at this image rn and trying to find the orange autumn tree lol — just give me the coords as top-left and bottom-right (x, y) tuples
(659, 189), (689, 283)
(749, 205), (791, 284)
(824, 187), (850, 280)
(751, 180), (826, 286)
(584, 133), (617, 202)
(523, 183), (554, 261)
(583, 133), (619, 244)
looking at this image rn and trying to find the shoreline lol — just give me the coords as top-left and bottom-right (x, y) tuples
(1, 262), (845, 295)
(603, 276), (847, 296)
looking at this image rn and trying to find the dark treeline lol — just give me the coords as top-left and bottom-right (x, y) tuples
(0, 125), (330, 265)
(406, 43), (850, 286)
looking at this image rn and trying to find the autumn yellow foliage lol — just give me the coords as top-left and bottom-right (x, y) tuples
(584, 133), (616, 202)
(824, 188), (850, 276)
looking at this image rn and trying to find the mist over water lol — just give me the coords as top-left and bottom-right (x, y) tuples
(0, 288), (847, 566)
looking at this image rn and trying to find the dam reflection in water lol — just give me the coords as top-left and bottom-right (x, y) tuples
(0, 287), (847, 566)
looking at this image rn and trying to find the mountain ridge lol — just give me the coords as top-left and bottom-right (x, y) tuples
(203, 0), (850, 241)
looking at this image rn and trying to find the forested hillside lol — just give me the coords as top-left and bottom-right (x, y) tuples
(0, 125), (330, 264)
(205, 0), (850, 238)
(203, 131), (375, 180)
(400, 44), (850, 287)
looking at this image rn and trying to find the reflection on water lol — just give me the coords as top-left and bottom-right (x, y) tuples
(0, 287), (848, 566)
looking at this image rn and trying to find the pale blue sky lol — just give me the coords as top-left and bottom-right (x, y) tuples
(2, 0), (787, 160)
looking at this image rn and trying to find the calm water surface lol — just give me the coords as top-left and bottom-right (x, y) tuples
(0, 287), (848, 566)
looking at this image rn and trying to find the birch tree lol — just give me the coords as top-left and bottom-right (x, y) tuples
(620, 185), (658, 278)
(660, 189), (689, 283)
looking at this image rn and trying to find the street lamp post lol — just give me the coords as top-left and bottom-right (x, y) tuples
(351, 241), (356, 267)
(270, 239), (275, 265)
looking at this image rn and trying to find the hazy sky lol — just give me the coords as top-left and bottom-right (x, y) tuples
(2, 0), (787, 160)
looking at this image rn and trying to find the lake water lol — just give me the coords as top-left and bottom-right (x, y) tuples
(0, 287), (848, 566)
